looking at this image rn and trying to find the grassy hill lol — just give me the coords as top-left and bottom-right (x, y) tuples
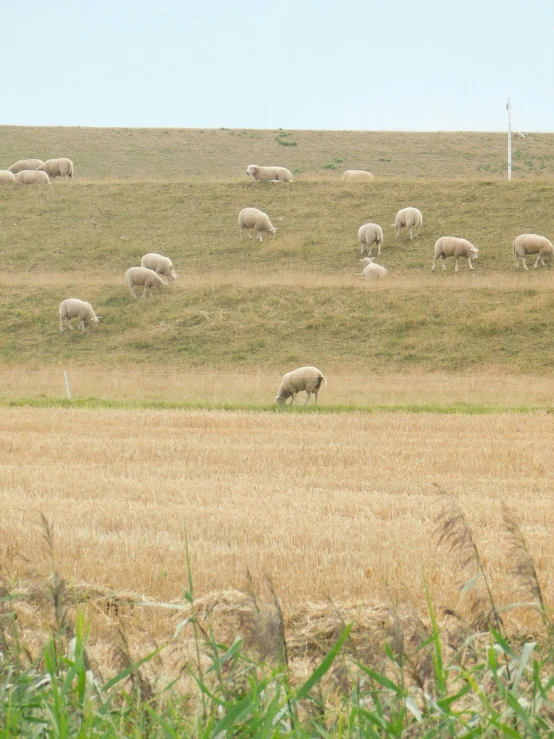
(2, 126), (554, 180)
(0, 170), (553, 376)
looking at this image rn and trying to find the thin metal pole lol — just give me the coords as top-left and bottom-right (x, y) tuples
(507, 97), (512, 180)
(63, 370), (72, 400)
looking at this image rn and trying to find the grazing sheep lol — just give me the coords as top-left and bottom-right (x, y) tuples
(238, 207), (277, 242)
(140, 253), (178, 283)
(8, 159), (44, 174)
(360, 257), (387, 279)
(37, 158), (73, 178)
(0, 170), (16, 183)
(432, 237), (479, 272)
(513, 234), (553, 270)
(59, 299), (100, 332)
(246, 164), (293, 183)
(341, 170), (373, 181)
(358, 222), (384, 257)
(276, 366), (327, 406)
(392, 207), (423, 240)
(125, 266), (166, 299)
(15, 170), (51, 185)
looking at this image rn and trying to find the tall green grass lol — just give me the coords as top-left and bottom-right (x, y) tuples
(2, 501), (554, 736)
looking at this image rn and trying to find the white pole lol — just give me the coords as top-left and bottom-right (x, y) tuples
(507, 97), (512, 180)
(63, 370), (72, 400)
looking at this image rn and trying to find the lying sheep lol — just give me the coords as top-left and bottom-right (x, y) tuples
(358, 222), (384, 256)
(0, 170), (16, 183)
(8, 159), (44, 174)
(38, 158), (73, 178)
(246, 164), (293, 183)
(238, 207), (277, 242)
(432, 237), (479, 272)
(341, 170), (373, 181)
(276, 366), (327, 405)
(513, 234), (554, 270)
(140, 253), (178, 283)
(59, 299), (100, 332)
(15, 170), (51, 185)
(392, 207), (423, 240)
(360, 257), (387, 279)
(125, 266), (166, 298)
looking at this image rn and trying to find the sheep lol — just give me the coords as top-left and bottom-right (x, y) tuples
(0, 170), (16, 183)
(140, 253), (178, 283)
(513, 234), (554, 270)
(37, 158), (73, 178)
(360, 257), (387, 279)
(14, 170), (51, 185)
(246, 164), (293, 183)
(59, 299), (100, 332)
(125, 266), (166, 299)
(238, 207), (277, 242)
(341, 170), (373, 181)
(432, 237), (479, 272)
(358, 222), (384, 257)
(392, 207), (423, 240)
(8, 159), (44, 174)
(276, 366), (327, 405)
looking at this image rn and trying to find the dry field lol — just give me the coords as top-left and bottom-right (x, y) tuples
(2, 408), (552, 625)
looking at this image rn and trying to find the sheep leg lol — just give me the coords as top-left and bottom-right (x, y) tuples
(377, 242), (381, 257)
(521, 256), (529, 271)
(441, 257), (447, 271)
(534, 255), (540, 269)
(468, 256), (474, 270)
(142, 286), (149, 298)
(431, 258), (437, 272)
(257, 231), (263, 242)
(409, 227), (414, 240)
(66, 319), (73, 331)
(314, 390), (319, 406)
(304, 391), (311, 405)
(291, 393), (297, 405)
(129, 285), (138, 299)
(59, 316), (65, 332)
(78, 320), (86, 332)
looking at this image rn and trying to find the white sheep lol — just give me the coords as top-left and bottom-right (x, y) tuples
(358, 222), (384, 257)
(513, 234), (553, 270)
(37, 158), (73, 178)
(276, 366), (327, 405)
(59, 299), (100, 332)
(341, 170), (373, 181)
(392, 207), (423, 240)
(360, 257), (387, 279)
(8, 159), (44, 174)
(125, 266), (166, 299)
(0, 170), (16, 183)
(238, 207), (277, 242)
(140, 253), (178, 283)
(246, 164), (293, 183)
(15, 170), (51, 185)
(432, 237), (479, 272)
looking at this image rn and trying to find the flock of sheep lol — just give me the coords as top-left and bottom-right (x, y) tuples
(4, 156), (554, 406)
(0, 157), (74, 184)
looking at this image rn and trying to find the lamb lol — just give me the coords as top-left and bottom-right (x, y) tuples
(125, 266), (166, 298)
(238, 207), (277, 242)
(360, 257), (387, 279)
(140, 253), (178, 283)
(358, 222), (384, 257)
(8, 159), (44, 174)
(513, 234), (554, 270)
(432, 237), (479, 272)
(59, 299), (100, 332)
(246, 165), (293, 183)
(392, 207), (423, 240)
(0, 170), (16, 183)
(275, 366), (327, 405)
(15, 170), (51, 185)
(37, 158), (73, 178)
(341, 170), (373, 181)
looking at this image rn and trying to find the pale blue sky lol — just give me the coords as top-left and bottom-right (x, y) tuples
(3, 0), (553, 131)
